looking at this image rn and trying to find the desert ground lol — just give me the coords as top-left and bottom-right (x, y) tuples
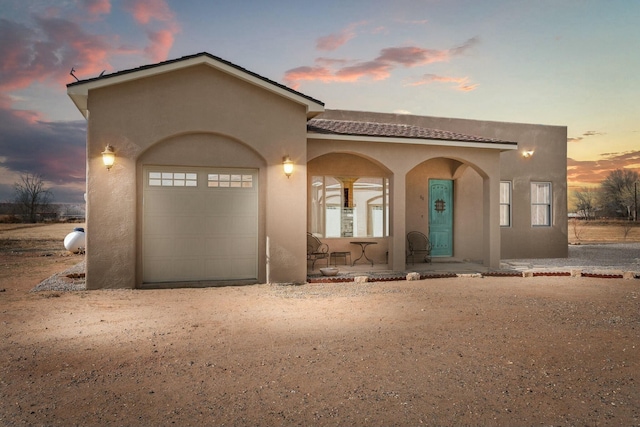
(1, 222), (639, 426)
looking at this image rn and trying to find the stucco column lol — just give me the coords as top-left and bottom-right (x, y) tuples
(390, 174), (407, 272)
(86, 140), (137, 289)
(483, 174), (501, 269)
(266, 155), (307, 284)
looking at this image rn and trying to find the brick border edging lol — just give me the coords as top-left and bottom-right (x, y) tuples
(580, 272), (624, 279)
(483, 272), (522, 277)
(307, 270), (640, 284)
(531, 272), (572, 277)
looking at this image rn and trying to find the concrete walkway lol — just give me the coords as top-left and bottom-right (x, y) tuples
(502, 243), (640, 273)
(308, 243), (640, 281)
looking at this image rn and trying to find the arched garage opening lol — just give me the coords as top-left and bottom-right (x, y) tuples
(136, 132), (267, 286)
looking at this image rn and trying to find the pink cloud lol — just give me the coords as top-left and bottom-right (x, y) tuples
(567, 130), (605, 143)
(0, 16), (115, 93)
(12, 108), (43, 125)
(601, 150), (640, 162)
(145, 29), (175, 63)
(315, 57), (353, 67)
(82, 0), (111, 20)
(283, 66), (336, 90)
(0, 0), (181, 104)
(38, 16), (114, 76)
(335, 60), (393, 81)
(377, 46), (449, 66)
(567, 152), (640, 186)
(316, 22), (366, 51)
(122, 0), (174, 25)
(449, 36), (480, 55)
(283, 60), (392, 90)
(283, 37), (480, 89)
(122, 0), (180, 62)
(407, 74), (478, 92)
(458, 82), (478, 92)
(41, 1), (110, 24)
(317, 31), (354, 51)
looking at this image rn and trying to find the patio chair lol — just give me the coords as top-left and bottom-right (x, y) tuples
(307, 232), (329, 270)
(407, 231), (432, 264)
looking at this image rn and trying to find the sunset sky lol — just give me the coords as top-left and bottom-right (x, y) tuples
(1, 0), (638, 203)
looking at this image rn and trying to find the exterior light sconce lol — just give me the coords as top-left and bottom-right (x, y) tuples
(283, 155), (294, 178)
(102, 145), (115, 170)
(522, 150), (534, 159)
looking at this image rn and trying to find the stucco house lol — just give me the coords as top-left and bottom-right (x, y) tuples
(67, 52), (567, 289)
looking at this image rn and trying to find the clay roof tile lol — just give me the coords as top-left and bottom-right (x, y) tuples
(307, 118), (516, 145)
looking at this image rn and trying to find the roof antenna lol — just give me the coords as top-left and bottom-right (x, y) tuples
(99, 70), (105, 77)
(69, 67), (79, 82)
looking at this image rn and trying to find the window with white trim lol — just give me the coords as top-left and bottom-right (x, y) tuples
(531, 182), (552, 226)
(500, 181), (511, 227)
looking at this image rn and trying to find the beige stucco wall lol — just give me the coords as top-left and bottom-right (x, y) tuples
(499, 137), (568, 259)
(84, 64), (310, 289)
(318, 110), (568, 259)
(453, 167), (484, 262)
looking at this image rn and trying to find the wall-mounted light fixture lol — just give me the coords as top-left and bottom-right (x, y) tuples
(283, 155), (294, 178)
(102, 145), (115, 170)
(522, 150), (534, 158)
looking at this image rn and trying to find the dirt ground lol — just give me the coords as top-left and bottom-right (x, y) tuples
(568, 219), (640, 244)
(1, 223), (639, 426)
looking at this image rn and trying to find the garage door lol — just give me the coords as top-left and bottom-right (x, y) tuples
(143, 166), (258, 283)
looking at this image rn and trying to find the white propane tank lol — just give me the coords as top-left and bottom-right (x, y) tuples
(64, 227), (85, 254)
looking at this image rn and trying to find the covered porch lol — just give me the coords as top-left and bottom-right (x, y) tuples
(306, 115), (517, 278)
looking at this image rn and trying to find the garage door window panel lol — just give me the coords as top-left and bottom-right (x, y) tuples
(149, 172), (197, 187)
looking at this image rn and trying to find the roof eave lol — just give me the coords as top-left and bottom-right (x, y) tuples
(307, 132), (518, 151)
(66, 54), (325, 120)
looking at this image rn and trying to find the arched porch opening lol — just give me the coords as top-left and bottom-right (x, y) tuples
(406, 157), (489, 265)
(307, 152), (392, 267)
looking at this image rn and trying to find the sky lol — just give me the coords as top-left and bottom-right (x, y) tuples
(1, 0), (639, 203)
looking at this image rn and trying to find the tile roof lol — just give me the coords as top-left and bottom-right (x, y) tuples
(307, 118), (516, 145)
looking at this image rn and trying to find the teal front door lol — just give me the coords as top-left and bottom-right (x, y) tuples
(429, 179), (453, 257)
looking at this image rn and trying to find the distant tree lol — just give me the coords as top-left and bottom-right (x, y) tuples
(573, 187), (598, 219)
(598, 169), (639, 219)
(619, 185), (638, 221)
(12, 173), (53, 223)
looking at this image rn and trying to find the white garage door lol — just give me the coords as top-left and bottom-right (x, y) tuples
(143, 166), (258, 283)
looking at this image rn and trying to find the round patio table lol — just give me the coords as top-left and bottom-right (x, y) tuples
(350, 241), (377, 266)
